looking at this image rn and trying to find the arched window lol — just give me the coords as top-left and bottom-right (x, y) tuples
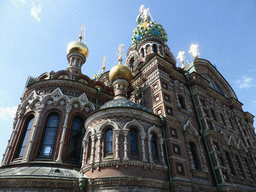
(179, 95), (186, 110)
(129, 57), (135, 72)
(153, 44), (157, 54)
(141, 48), (144, 57)
(189, 142), (200, 169)
(39, 114), (59, 157)
(87, 135), (92, 160)
(67, 116), (84, 163)
(130, 128), (139, 158)
(105, 129), (113, 154)
(151, 134), (158, 159)
(15, 116), (35, 158)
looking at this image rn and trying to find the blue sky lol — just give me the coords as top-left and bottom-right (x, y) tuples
(0, 0), (256, 159)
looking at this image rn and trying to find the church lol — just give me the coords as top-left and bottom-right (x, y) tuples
(0, 5), (256, 192)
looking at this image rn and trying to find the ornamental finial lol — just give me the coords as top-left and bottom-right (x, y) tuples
(117, 44), (125, 64)
(177, 51), (186, 68)
(137, 5), (153, 24)
(189, 44), (199, 59)
(79, 25), (86, 43)
(102, 56), (107, 73)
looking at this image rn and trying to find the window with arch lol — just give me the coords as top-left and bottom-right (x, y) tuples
(87, 135), (92, 161)
(153, 44), (157, 54)
(141, 48), (144, 57)
(39, 114), (60, 158)
(189, 141), (200, 169)
(67, 116), (84, 163)
(15, 115), (35, 158)
(105, 128), (113, 154)
(129, 57), (135, 72)
(201, 73), (224, 96)
(151, 133), (158, 160)
(130, 128), (139, 159)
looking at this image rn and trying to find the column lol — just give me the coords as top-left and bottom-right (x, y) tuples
(148, 134), (153, 163)
(157, 45), (160, 54)
(90, 134), (96, 164)
(1, 109), (25, 166)
(114, 130), (120, 161)
(159, 138), (166, 165)
(123, 129), (129, 161)
(96, 133), (102, 163)
(56, 104), (72, 163)
(81, 140), (87, 168)
(23, 104), (45, 162)
(139, 132), (147, 162)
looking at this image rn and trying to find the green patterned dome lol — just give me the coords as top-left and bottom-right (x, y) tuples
(100, 98), (152, 113)
(132, 11), (168, 49)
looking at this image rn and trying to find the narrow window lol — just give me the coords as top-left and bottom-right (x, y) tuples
(87, 136), (92, 160)
(15, 116), (35, 158)
(179, 95), (186, 110)
(39, 114), (59, 157)
(105, 129), (113, 154)
(129, 57), (135, 71)
(189, 142), (200, 169)
(130, 128), (139, 158)
(153, 44), (157, 54)
(141, 48), (144, 57)
(67, 116), (84, 163)
(151, 134), (158, 159)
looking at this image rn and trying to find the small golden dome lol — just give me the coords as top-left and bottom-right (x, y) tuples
(67, 41), (89, 58)
(109, 63), (132, 83)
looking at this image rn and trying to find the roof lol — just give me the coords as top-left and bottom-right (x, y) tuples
(100, 98), (152, 113)
(0, 166), (84, 179)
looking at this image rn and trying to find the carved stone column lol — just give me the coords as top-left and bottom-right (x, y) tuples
(114, 129), (120, 161)
(56, 104), (72, 163)
(159, 138), (166, 165)
(23, 104), (45, 162)
(90, 134), (96, 164)
(139, 132), (147, 162)
(197, 141), (208, 172)
(1, 108), (25, 166)
(123, 129), (129, 161)
(96, 133), (102, 163)
(148, 134), (153, 163)
(157, 45), (160, 54)
(81, 140), (87, 168)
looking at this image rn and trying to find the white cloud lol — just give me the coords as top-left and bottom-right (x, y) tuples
(236, 77), (255, 89)
(30, 2), (42, 22)
(0, 106), (18, 120)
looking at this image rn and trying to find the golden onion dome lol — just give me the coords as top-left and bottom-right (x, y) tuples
(67, 41), (89, 58)
(109, 62), (132, 83)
